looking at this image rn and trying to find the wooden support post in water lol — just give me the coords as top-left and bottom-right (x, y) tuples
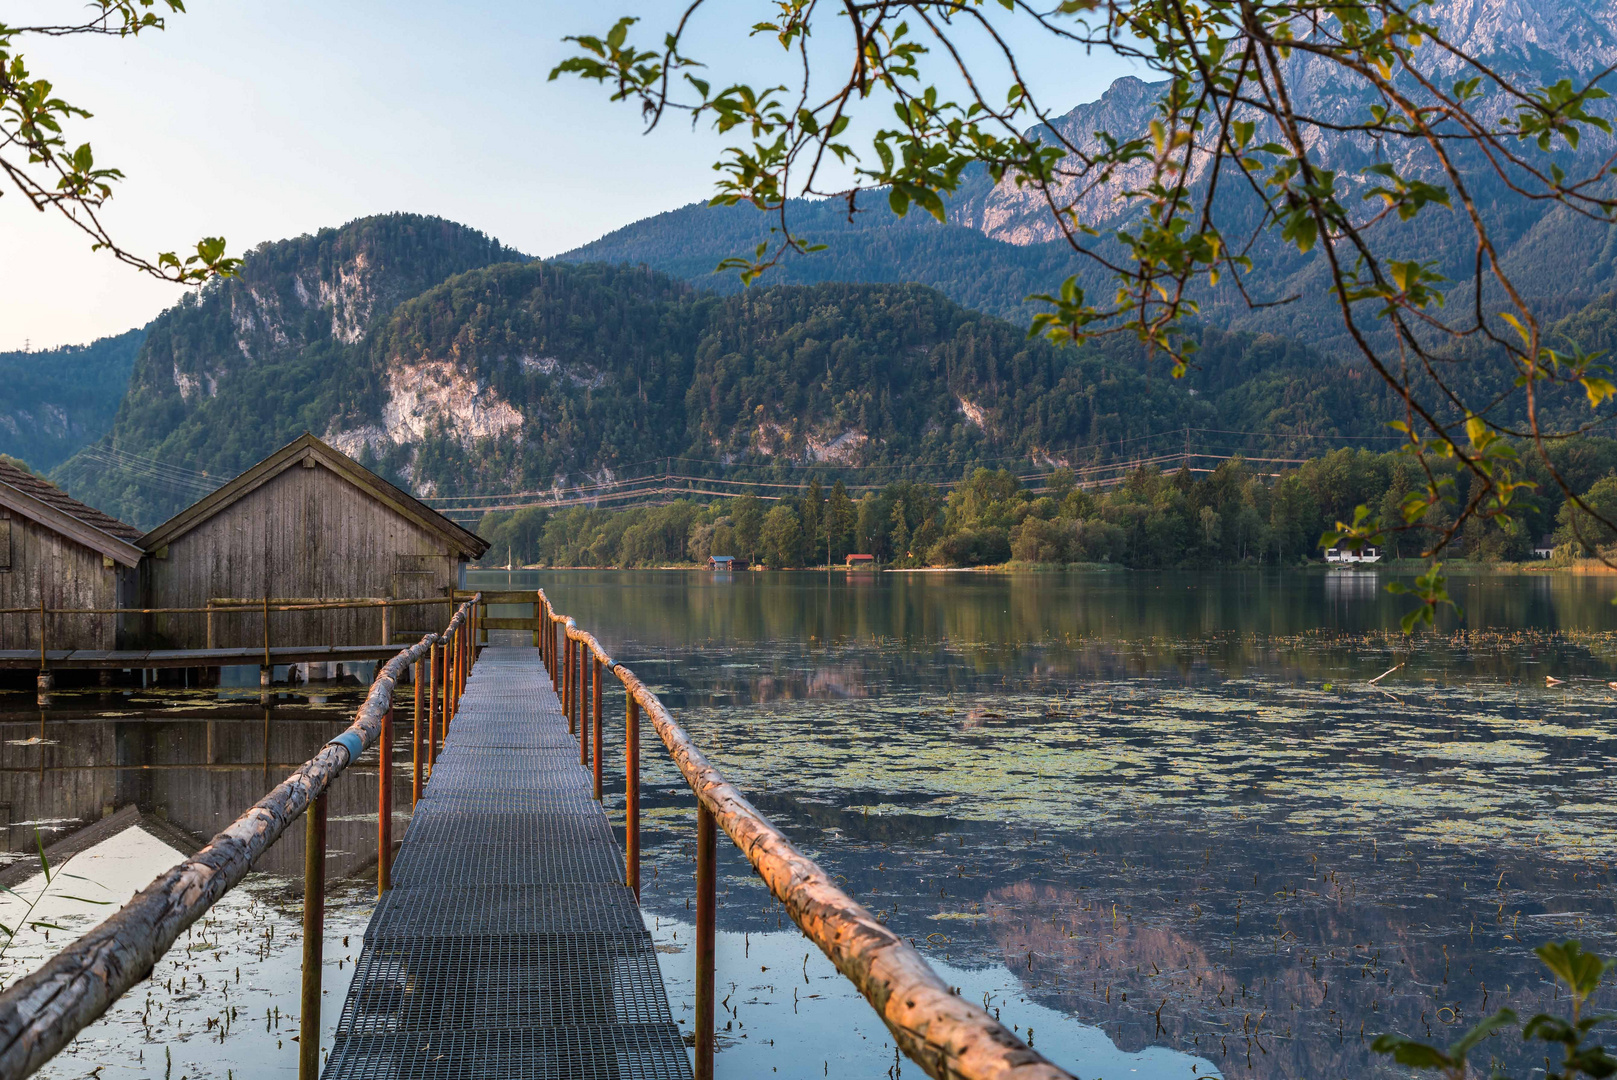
(626, 697), (640, 898)
(412, 660), (423, 806)
(695, 802), (717, 1080)
(381, 601), (392, 647)
(378, 705), (393, 894)
(592, 657), (603, 800)
(299, 790), (327, 1080)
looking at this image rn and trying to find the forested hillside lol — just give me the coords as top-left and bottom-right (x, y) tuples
(321, 262), (1220, 504)
(0, 329), (146, 471)
(47, 210), (1617, 537)
(54, 214), (525, 524)
(482, 437), (1617, 570)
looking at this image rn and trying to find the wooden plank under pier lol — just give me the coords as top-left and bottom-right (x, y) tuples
(323, 645), (687, 1079)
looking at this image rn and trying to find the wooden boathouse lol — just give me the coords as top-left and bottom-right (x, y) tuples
(137, 434), (488, 649)
(0, 459), (143, 651)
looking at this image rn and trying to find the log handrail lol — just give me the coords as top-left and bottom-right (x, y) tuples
(537, 588), (1072, 1080)
(0, 594), (482, 1078)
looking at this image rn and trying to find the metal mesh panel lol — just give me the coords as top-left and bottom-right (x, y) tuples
(336, 933), (671, 1031)
(323, 1025), (690, 1080)
(326, 645), (682, 1080)
(391, 823), (624, 886)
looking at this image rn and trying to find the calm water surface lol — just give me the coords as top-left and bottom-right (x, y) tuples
(522, 568), (1617, 1080)
(4, 567), (1616, 1079)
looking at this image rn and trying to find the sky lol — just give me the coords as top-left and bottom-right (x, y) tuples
(0, 1), (1140, 352)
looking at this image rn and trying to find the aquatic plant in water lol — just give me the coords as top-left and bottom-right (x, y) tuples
(1375, 941), (1617, 1080)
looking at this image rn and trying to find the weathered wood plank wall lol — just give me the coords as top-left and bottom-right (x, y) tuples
(142, 462), (461, 649)
(0, 512), (131, 651)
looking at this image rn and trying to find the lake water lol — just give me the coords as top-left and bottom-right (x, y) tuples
(5, 567), (1617, 1079)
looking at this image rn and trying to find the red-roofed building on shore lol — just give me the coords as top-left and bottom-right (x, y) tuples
(0, 459), (144, 651)
(845, 554), (876, 568)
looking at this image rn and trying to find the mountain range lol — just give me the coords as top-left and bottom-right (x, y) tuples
(20, 0), (1617, 529)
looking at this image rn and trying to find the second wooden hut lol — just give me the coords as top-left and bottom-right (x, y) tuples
(138, 435), (488, 649)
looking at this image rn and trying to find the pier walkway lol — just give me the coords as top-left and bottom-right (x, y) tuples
(323, 645), (688, 1079)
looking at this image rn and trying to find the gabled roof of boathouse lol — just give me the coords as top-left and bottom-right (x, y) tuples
(137, 434), (490, 559)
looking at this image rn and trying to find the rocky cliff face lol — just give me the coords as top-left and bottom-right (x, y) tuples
(953, 0), (1617, 246)
(55, 214), (524, 525)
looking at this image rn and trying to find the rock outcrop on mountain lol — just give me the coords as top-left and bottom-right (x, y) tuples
(53, 214), (523, 524)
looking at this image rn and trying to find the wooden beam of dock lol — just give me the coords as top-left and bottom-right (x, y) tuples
(0, 645), (406, 670)
(323, 645), (687, 1078)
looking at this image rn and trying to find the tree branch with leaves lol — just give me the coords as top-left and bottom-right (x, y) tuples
(1, 0), (240, 283)
(554, 0), (1617, 628)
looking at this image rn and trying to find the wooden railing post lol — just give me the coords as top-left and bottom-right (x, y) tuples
(412, 659), (423, 806)
(381, 600), (392, 647)
(299, 791), (327, 1080)
(592, 657), (603, 800)
(260, 592), (271, 688)
(626, 696), (640, 898)
(378, 705), (393, 894)
(695, 802), (717, 1080)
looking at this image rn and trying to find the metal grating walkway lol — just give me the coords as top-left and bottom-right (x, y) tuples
(323, 646), (689, 1079)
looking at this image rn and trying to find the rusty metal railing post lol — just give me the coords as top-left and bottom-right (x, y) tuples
(412, 659), (423, 807)
(695, 802), (717, 1080)
(592, 657), (603, 799)
(430, 643), (441, 773)
(299, 790), (327, 1080)
(579, 647), (590, 768)
(564, 636), (575, 734)
(626, 697), (640, 898)
(440, 636), (451, 740)
(378, 705), (393, 894)
(449, 626), (459, 721)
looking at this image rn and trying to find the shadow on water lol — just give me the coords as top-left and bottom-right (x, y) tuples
(515, 568), (1617, 1080)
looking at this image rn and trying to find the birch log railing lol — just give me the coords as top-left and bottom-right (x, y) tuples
(0, 594), (481, 1080)
(538, 588), (1073, 1080)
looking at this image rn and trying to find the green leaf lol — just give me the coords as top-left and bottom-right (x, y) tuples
(1536, 941), (1608, 1003)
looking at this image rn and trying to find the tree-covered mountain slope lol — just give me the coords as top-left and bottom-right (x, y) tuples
(561, 0), (1617, 357)
(46, 222), (1408, 530)
(53, 213), (525, 524)
(329, 262), (1219, 502)
(49, 209), (1615, 533)
(0, 328), (146, 471)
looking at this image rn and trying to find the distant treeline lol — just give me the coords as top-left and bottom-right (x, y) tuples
(475, 439), (1617, 569)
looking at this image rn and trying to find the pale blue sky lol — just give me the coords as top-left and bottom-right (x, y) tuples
(1, 1), (1139, 351)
